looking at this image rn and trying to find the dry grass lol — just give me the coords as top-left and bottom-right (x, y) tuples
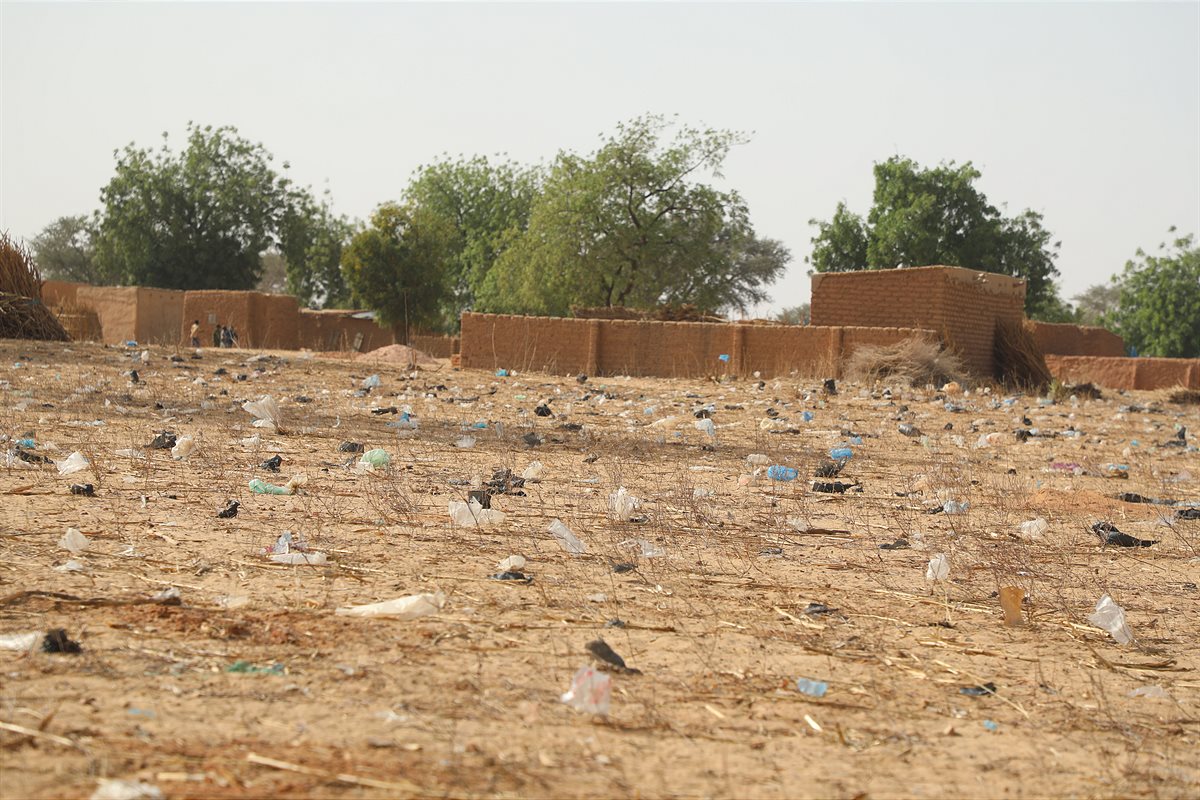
(844, 336), (967, 387)
(0, 233), (69, 342)
(993, 319), (1052, 391)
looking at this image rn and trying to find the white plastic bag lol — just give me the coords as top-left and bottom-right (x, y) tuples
(548, 519), (586, 554)
(90, 779), (164, 800)
(497, 555), (526, 572)
(926, 553), (950, 581)
(1088, 594), (1133, 644)
(56, 451), (89, 476)
(448, 499), (506, 527)
(336, 591), (446, 620)
(521, 461), (545, 481)
(561, 665), (611, 715)
(59, 527), (89, 553)
(0, 631), (41, 651)
(1018, 518), (1048, 540)
(170, 435), (196, 460)
(608, 487), (641, 522)
(242, 395), (282, 431)
(270, 552), (328, 565)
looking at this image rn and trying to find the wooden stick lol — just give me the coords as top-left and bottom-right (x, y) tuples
(246, 752), (424, 794)
(0, 721), (83, 750)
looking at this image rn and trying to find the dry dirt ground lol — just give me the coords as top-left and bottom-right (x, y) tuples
(1, 339), (1197, 799)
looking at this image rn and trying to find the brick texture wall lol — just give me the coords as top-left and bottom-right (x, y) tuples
(1028, 321), (1125, 357)
(1046, 356), (1199, 390)
(459, 312), (933, 378)
(811, 266), (1026, 376)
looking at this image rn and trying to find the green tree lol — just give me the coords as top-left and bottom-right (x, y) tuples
(403, 154), (539, 316)
(808, 156), (1064, 316)
(279, 192), (353, 308)
(341, 203), (454, 332)
(1073, 282), (1121, 327)
(30, 215), (111, 284)
(776, 303), (811, 325)
(1107, 231), (1200, 358)
(477, 115), (789, 316)
(93, 123), (296, 290)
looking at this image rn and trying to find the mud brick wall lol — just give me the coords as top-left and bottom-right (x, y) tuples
(41, 280), (85, 307)
(410, 334), (459, 358)
(1029, 321), (1125, 357)
(135, 287), (185, 345)
(811, 266), (1026, 376)
(459, 312), (932, 378)
(1045, 356), (1199, 391)
(297, 310), (398, 352)
(75, 286), (139, 344)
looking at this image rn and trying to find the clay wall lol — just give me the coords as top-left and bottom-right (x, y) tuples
(181, 291), (253, 348)
(41, 280), (84, 307)
(410, 334), (459, 358)
(811, 266), (1026, 376)
(1045, 356), (1199, 391)
(459, 312), (932, 378)
(75, 286), (139, 344)
(1028, 321), (1125, 357)
(297, 310), (398, 353)
(135, 287), (185, 345)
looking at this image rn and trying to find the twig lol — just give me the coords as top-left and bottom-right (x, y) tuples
(0, 720), (84, 750)
(246, 752), (425, 794)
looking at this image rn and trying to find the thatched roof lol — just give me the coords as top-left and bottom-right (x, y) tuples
(0, 232), (70, 341)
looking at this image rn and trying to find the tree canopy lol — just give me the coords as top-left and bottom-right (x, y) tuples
(402, 155), (540, 318)
(93, 123), (298, 290)
(280, 193), (353, 308)
(808, 156), (1064, 318)
(475, 115), (789, 316)
(340, 203), (454, 332)
(30, 215), (111, 285)
(1106, 231), (1199, 358)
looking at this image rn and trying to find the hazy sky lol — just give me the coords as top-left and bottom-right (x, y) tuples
(2, 2), (1198, 314)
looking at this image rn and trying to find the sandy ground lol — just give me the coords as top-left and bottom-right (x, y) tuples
(0, 339), (1197, 799)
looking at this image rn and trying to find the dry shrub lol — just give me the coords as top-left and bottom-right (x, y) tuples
(1168, 388), (1200, 405)
(0, 232), (70, 341)
(844, 336), (966, 387)
(994, 319), (1051, 391)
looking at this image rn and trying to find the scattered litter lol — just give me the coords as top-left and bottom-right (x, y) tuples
(829, 447), (853, 461)
(1017, 518), (1048, 540)
(1128, 685), (1170, 699)
(356, 448), (390, 471)
(59, 527), (89, 553)
(521, 461), (545, 481)
(242, 395), (282, 431)
(983, 720), (999, 732)
(0, 631), (41, 651)
(942, 500), (969, 515)
(608, 487), (641, 521)
(959, 682), (997, 697)
(90, 779), (164, 800)
(1092, 521), (1157, 548)
(56, 451), (89, 476)
(361, 374), (381, 389)
(803, 603), (837, 616)
(338, 441), (365, 453)
(586, 639), (640, 674)
(336, 591), (446, 619)
(248, 475), (307, 495)
(454, 435), (476, 449)
(42, 628), (82, 653)
(261, 454), (282, 471)
(1088, 594), (1134, 644)
(147, 431), (176, 450)
(767, 465), (798, 481)
(217, 500), (240, 519)
(549, 519), (587, 554)
(926, 553), (950, 581)
(561, 666), (611, 715)
(812, 480), (855, 494)
(270, 552), (328, 565)
(879, 538), (910, 550)
(170, 435), (196, 460)
(795, 678), (828, 697)
(620, 538), (664, 557)
(449, 498), (506, 527)
(226, 660), (285, 675)
(1000, 586), (1024, 626)
(70, 483), (95, 496)
(898, 423), (921, 437)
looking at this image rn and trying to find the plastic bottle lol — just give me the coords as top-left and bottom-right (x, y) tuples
(766, 465), (799, 481)
(549, 519), (587, 553)
(829, 447), (853, 461)
(795, 677), (828, 697)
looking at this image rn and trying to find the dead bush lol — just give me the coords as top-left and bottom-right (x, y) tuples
(844, 337), (966, 387)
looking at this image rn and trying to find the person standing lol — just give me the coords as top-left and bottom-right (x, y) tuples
(212, 325), (221, 348)
(190, 320), (200, 347)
